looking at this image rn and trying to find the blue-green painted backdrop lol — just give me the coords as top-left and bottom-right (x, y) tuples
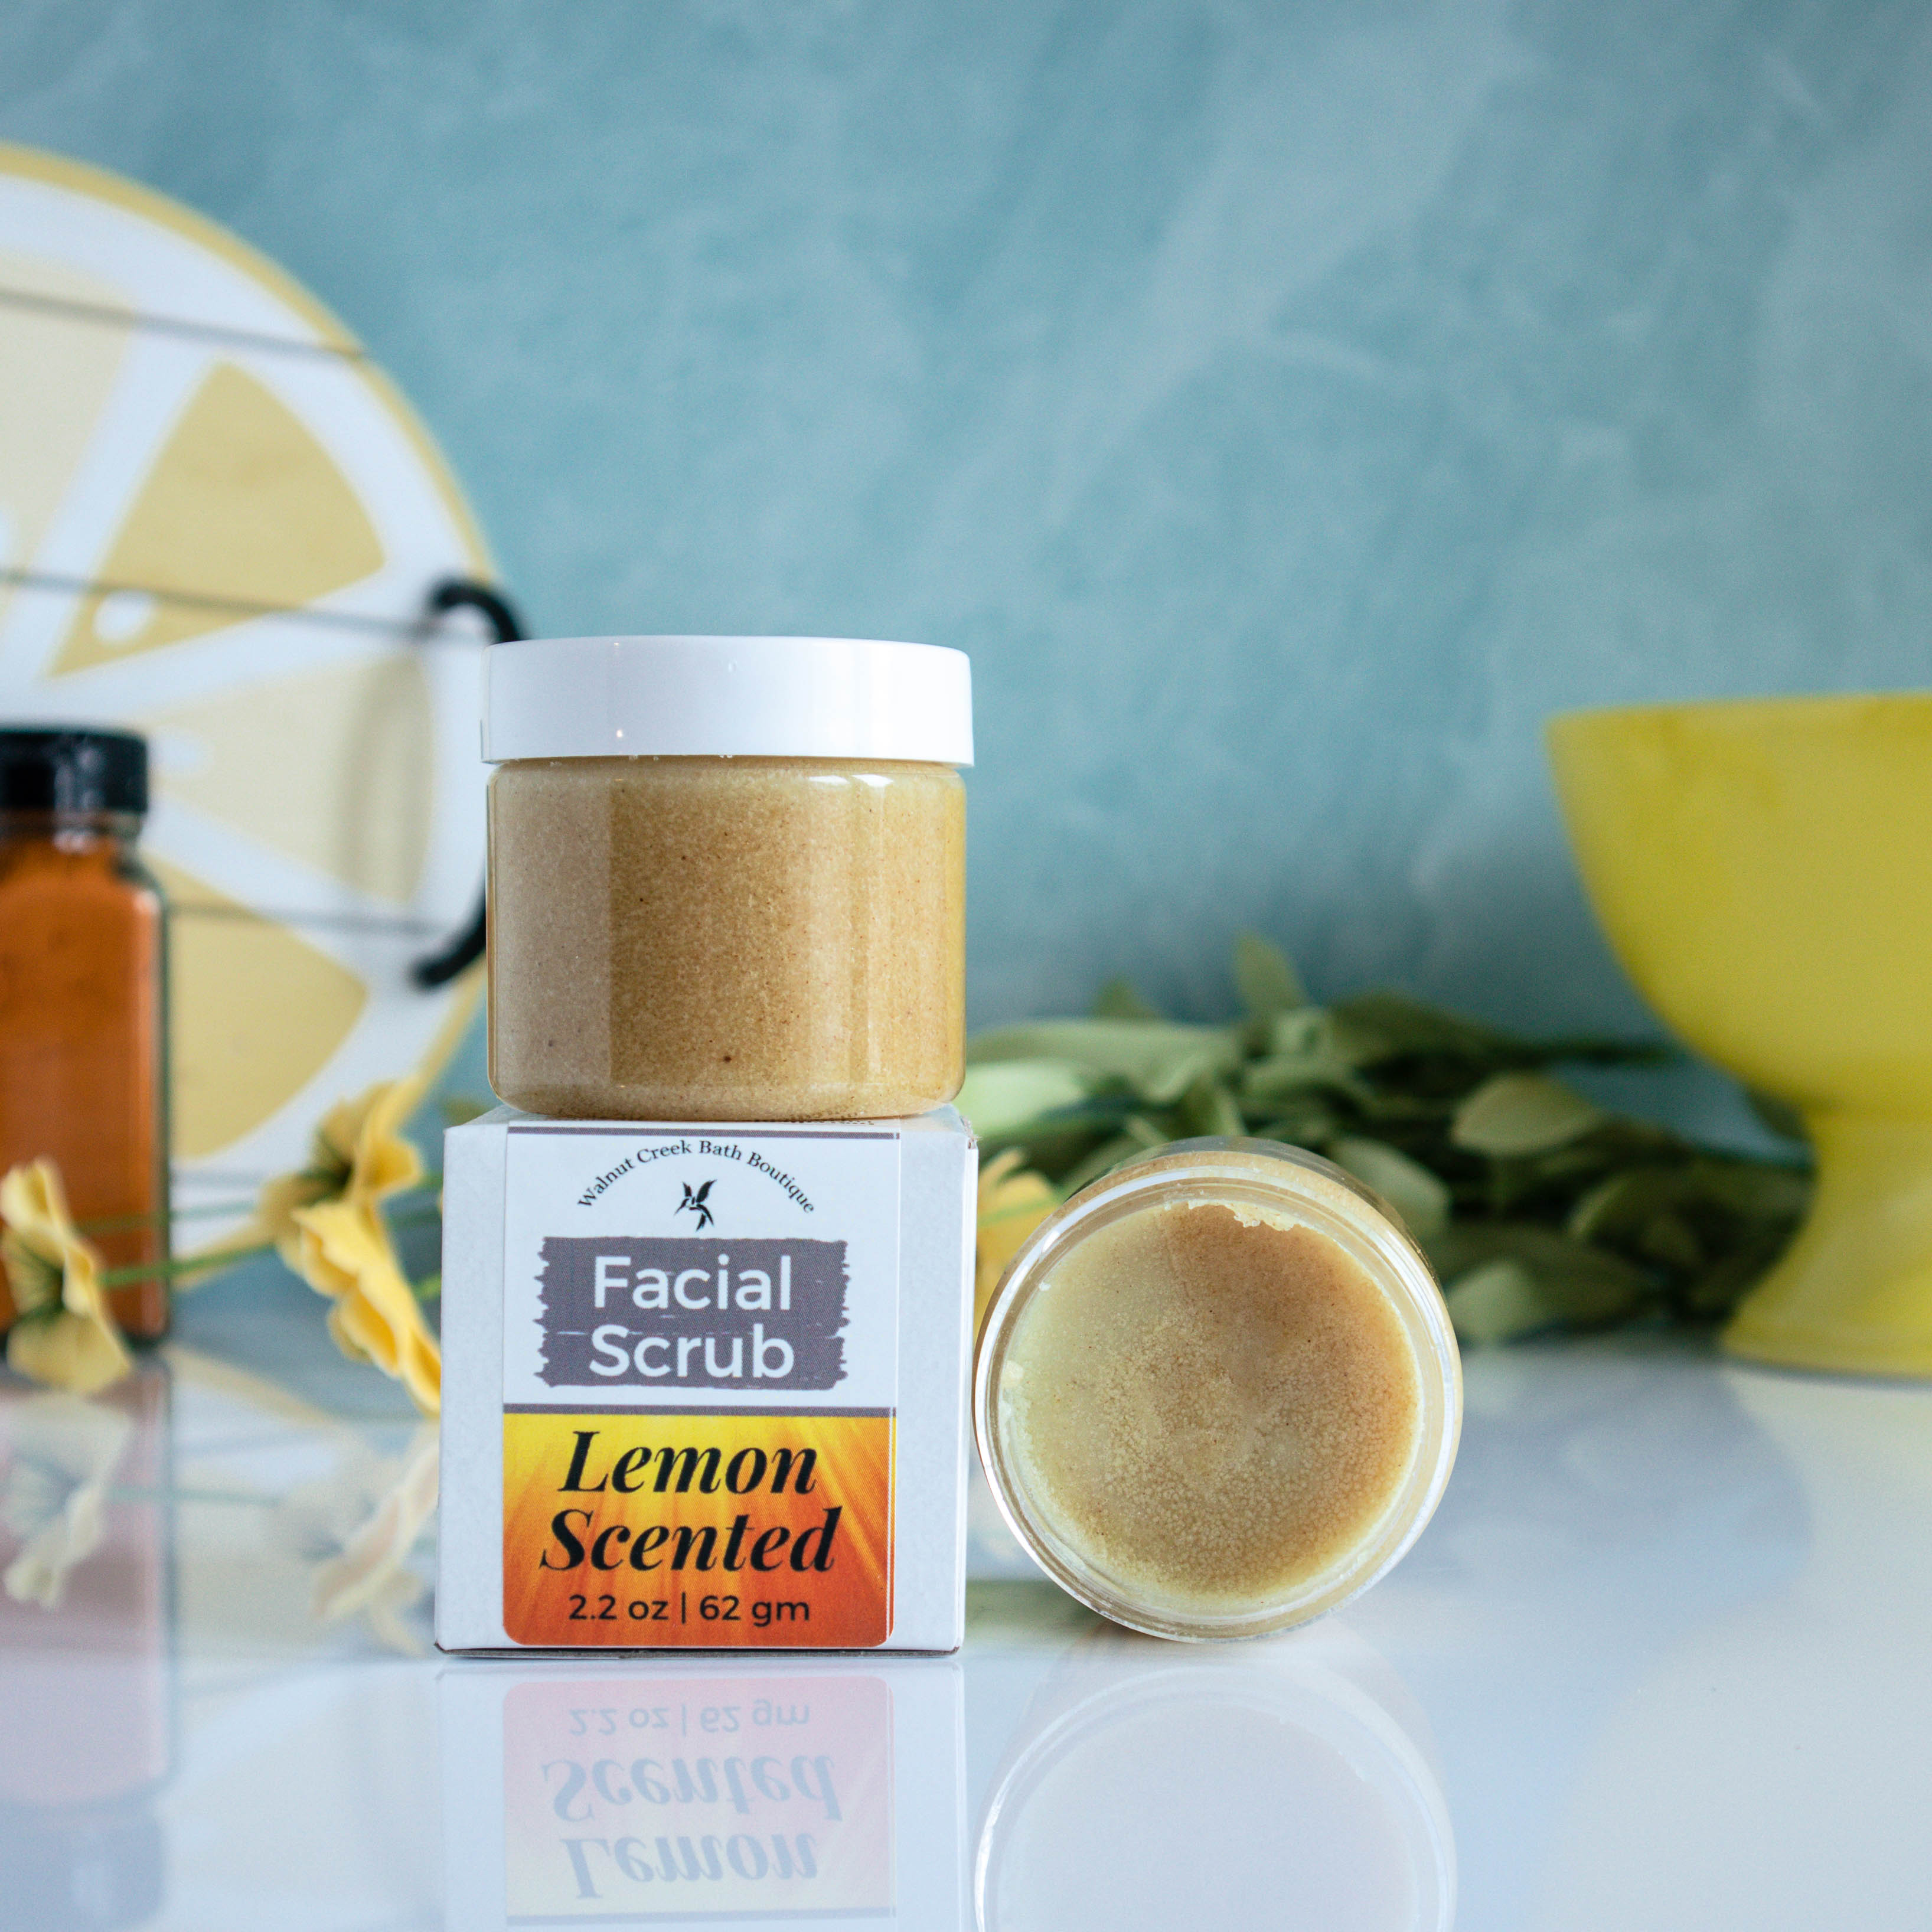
(7, 0), (1931, 1071)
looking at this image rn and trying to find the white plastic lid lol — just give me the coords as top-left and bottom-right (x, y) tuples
(482, 635), (973, 765)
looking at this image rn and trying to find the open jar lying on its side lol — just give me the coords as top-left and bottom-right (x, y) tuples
(975, 1138), (1461, 1641)
(485, 635), (972, 1122)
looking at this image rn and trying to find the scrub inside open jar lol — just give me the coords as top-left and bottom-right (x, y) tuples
(1000, 1196), (1424, 1616)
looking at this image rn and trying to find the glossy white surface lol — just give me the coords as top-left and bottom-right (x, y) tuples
(2, 1331), (1928, 1929)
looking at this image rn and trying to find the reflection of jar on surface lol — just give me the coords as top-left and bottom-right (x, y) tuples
(0, 1363), (175, 1932)
(485, 637), (973, 1122)
(0, 731), (168, 1339)
(975, 1624), (1455, 1932)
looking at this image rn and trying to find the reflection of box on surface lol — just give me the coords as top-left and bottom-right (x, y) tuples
(438, 1107), (974, 1653)
(440, 1656), (964, 1928)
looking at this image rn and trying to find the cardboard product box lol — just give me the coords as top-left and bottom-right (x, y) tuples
(438, 1106), (975, 1654)
(441, 1653), (965, 1928)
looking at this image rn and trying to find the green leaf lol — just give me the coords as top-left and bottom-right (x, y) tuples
(1566, 1155), (1810, 1249)
(1429, 1223), (1654, 1307)
(1444, 1261), (1557, 1345)
(1324, 991), (1666, 1072)
(1441, 1235), (1650, 1342)
(1248, 1099), (1339, 1148)
(1092, 977), (1162, 1021)
(1265, 1007), (1330, 1058)
(1567, 1166), (1690, 1241)
(1692, 1161), (1811, 1221)
(1330, 1135), (1451, 1238)
(955, 1059), (1091, 1142)
(1636, 1210), (1704, 1272)
(968, 1020), (1242, 1104)
(1328, 991), (1528, 1067)
(1233, 934), (1308, 1020)
(1176, 1072), (1245, 1141)
(1241, 1011), (1366, 1104)
(1451, 1073), (1608, 1157)
(442, 1095), (492, 1127)
(1350, 1087), (1457, 1127)
(1057, 1133), (1151, 1196)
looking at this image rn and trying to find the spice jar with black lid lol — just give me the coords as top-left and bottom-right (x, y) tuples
(0, 728), (168, 1339)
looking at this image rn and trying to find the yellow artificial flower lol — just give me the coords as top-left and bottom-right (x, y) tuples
(252, 1078), (440, 1417)
(254, 1075), (426, 1259)
(0, 1160), (132, 1398)
(975, 1150), (1058, 1337)
(290, 1197), (440, 1416)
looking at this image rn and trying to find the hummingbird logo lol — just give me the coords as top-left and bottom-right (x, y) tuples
(677, 1180), (716, 1232)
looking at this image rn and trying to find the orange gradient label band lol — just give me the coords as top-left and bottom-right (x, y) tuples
(503, 1411), (894, 1648)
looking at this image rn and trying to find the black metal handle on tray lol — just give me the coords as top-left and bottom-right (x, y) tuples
(409, 577), (525, 990)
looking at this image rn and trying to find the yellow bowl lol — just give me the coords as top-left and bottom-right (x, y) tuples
(1548, 693), (1932, 1379)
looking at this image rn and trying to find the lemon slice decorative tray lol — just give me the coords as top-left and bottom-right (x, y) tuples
(0, 142), (493, 1251)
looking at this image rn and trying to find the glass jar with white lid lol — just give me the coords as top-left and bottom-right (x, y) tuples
(484, 635), (972, 1122)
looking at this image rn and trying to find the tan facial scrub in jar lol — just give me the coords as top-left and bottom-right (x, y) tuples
(975, 1138), (1461, 1640)
(484, 636), (971, 1121)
